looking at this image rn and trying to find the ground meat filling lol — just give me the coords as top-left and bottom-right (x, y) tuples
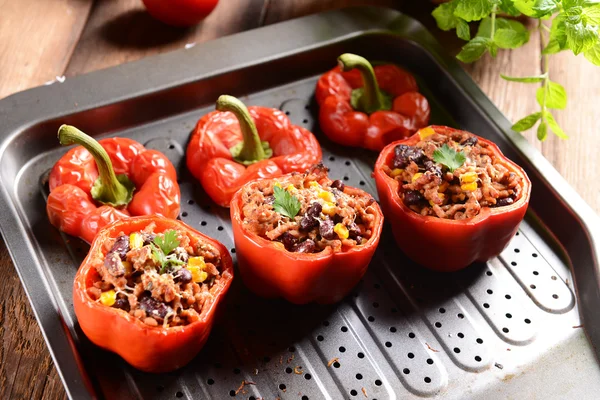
(241, 166), (377, 253)
(384, 130), (522, 220)
(88, 224), (223, 327)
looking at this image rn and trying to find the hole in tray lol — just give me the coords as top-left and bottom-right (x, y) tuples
(551, 275), (557, 280)
(359, 181), (365, 186)
(424, 377), (432, 383)
(375, 379), (382, 386)
(525, 318), (531, 324)
(343, 176), (349, 181)
(483, 303), (490, 308)
(350, 389), (358, 396)
(229, 390), (236, 397)
(385, 341), (392, 348)
(341, 326), (348, 332)
(516, 232), (520, 236)
(303, 119), (308, 124)
(169, 144), (175, 149)
(457, 313), (464, 319)
(427, 358), (434, 365)
(187, 199), (194, 205)
(475, 356), (482, 362)
(533, 271), (539, 275)
(439, 307), (446, 313)
(511, 261), (517, 266)
(285, 111), (290, 115)
(231, 248), (236, 254)
(403, 368), (410, 374)
(514, 248), (520, 253)
(356, 373), (363, 380)
(357, 352), (365, 359)
(339, 346), (346, 353)
(305, 373), (312, 380)
(476, 338), (484, 344)
(503, 327), (509, 333)
(176, 391), (183, 398)
(505, 294), (512, 299)
(506, 313), (512, 318)
(201, 221), (207, 226)
(286, 367), (292, 374)
(279, 384), (286, 390)
(453, 347), (461, 354)
(207, 379), (215, 385)
(368, 316), (375, 322)
(435, 322), (442, 328)
(333, 362), (341, 368)
(157, 385), (164, 392)
(553, 294), (559, 299)
(408, 332), (416, 339)
(532, 253), (538, 257)
(218, 226), (224, 231)
(250, 397), (256, 400)
(181, 211), (188, 217)
(329, 156), (335, 161)
(372, 302), (379, 308)
(487, 289), (493, 294)
(345, 161), (351, 166)
(323, 320), (330, 327)
(530, 284), (536, 289)
(302, 396), (309, 400)
(408, 352), (414, 359)
(317, 335), (324, 342)
(486, 271), (493, 276)
(390, 327), (397, 333)
(457, 332), (464, 338)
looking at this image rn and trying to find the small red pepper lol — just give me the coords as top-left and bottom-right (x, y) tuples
(186, 95), (322, 207)
(73, 215), (233, 373)
(316, 53), (430, 151)
(47, 125), (181, 243)
(373, 125), (531, 272)
(230, 170), (384, 304)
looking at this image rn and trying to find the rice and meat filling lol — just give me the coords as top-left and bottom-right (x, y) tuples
(241, 166), (377, 253)
(88, 223), (223, 328)
(384, 130), (523, 220)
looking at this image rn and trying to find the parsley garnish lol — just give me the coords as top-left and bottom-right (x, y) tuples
(433, 144), (466, 172)
(152, 230), (183, 274)
(273, 185), (301, 219)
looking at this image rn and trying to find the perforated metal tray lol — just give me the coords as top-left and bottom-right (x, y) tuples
(1, 6), (600, 400)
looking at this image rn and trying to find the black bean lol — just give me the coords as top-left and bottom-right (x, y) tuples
(139, 295), (172, 320)
(104, 252), (125, 277)
(307, 203), (322, 219)
(331, 180), (345, 192)
(462, 136), (478, 146)
(495, 197), (514, 207)
(175, 268), (192, 284)
(300, 203), (322, 231)
(294, 239), (316, 253)
(333, 214), (343, 224)
(348, 222), (361, 238)
(142, 233), (156, 246)
(355, 235), (364, 244)
(174, 247), (188, 262)
(113, 298), (130, 311)
(393, 145), (425, 169)
(319, 220), (336, 240)
(111, 235), (129, 260)
(280, 232), (297, 250)
(424, 160), (442, 177)
(403, 190), (424, 206)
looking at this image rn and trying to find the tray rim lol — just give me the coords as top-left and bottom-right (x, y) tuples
(0, 5), (598, 399)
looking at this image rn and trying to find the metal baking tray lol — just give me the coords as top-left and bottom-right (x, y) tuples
(1, 6), (599, 400)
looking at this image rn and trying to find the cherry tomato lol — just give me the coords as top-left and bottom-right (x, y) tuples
(141, 0), (219, 27)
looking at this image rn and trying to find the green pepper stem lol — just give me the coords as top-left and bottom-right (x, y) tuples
(338, 53), (391, 114)
(58, 125), (134, 207)
(216, 95), (272, 165)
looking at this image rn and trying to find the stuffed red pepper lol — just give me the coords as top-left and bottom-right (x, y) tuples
(231, 164), (383, 304)
(374, 125), (531, 271)
(73, 216), (233, 373)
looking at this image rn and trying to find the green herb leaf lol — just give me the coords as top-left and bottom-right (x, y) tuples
(454, 0), (493, 22)
(536, 80), (567, 109)
(584, 39), (600, 64)
(273, 186), (301, 219)
(537, 120), (548, 141)
(457, 37), (492, 62)
(563, 0), (585, 9)
(499, 0), (522, 16)
(152, 245), (166, 267)
(433, 144), (467, 172)
(544, 111), (569, 138)
(457, 19), (472, 40)
(500, 74), (545, 82)
(154, 230), (180, 256)
(495, 27), (530, 48)
(532, 0), (559, 17)
(511, 112), (542, 131)
(582, 5), (600, 25)
(565, 20), (598, 54)
(513, 0), (541, 17)
(432, 1), (460, 30)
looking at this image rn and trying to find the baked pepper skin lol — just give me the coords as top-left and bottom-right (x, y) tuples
(230, 175), (384, 304)
(374, 125), (531, 272)
(73, 216), (233, 373)
(47, 125), (180, 243)
(316, 53), (430, 151)
(186, 95), (322, 207)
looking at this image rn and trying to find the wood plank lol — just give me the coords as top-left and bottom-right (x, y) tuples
(0, 0), (93, 99)
(65, 0), (266, 76)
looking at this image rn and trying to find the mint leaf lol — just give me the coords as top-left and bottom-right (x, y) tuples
(565, 20), (598, 54)
(501, 74), (545, 82)
(584, 39), (600, 64)
(433, 144), (467, 172)
(513, 0), (540, 17)
(563, 0), (585, 8)
(544, 111), (569, 139)
(495, 27), (530, 48)
(582, 5), (600, 25)
(154, 230), (180, 255)
(457, 19), (472, 40)
(537, 120), (548, 141)
(499, 0), (522, 16)
(511, 112), (542, 131)
(532, 0), (559, 17)
(454, 0), (493, 22)
(273, 186), (301, 219)
(457, 37), (492, 62)
(536, 81), (567, 109)
(543, 14), (568, 54)
(432, 1), (460, 30)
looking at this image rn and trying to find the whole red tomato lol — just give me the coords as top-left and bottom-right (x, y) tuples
(142, 0), (218, 27)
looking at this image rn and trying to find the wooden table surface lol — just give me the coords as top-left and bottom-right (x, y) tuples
(0, 1), (598, 398)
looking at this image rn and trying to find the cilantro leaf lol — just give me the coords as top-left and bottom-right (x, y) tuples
(273, 186), (301, 219)
(454, 0), (493, 22)
(457, 37), (493, 62)
(511, 112), (542, 132)
(154, 230), (180, 256)
(433, 144), (467, 172)
(536, 80), (567, 109)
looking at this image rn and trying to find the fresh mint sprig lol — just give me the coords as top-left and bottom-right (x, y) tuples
(432, 0), (600, 141)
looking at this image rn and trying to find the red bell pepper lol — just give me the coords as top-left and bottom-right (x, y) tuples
(373, 125), (531, 272)
(230, 168), (384, 304)
(47, 125), (181, 243)
(186, 95), (322, 207)
(73, 215), (233, 373)
(316, 53), (430, 151)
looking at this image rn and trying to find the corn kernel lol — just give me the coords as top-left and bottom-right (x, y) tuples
(418, 126), (436, 140)
(461, 182), (478, 192)
(122, 261), (133, 275)
(429, 192), (446, 207)
(129, 233), (144, 249)
(411, 172), (423, 183)
(460, 171), (478, 184)
(334, 223), (349, 240)
(390, 168), (404, 178)
(322, 202), (337, 216)
(286, 184), (297, 192)
(438, 182), (449, 193)
(309, 181), (320, 188)
(188, 256), (205, 268)
(100, 290), (116, 307)
(187, 265), (208, 283)
(273, 182), (282, 188)
(318, 190), (336, 203)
